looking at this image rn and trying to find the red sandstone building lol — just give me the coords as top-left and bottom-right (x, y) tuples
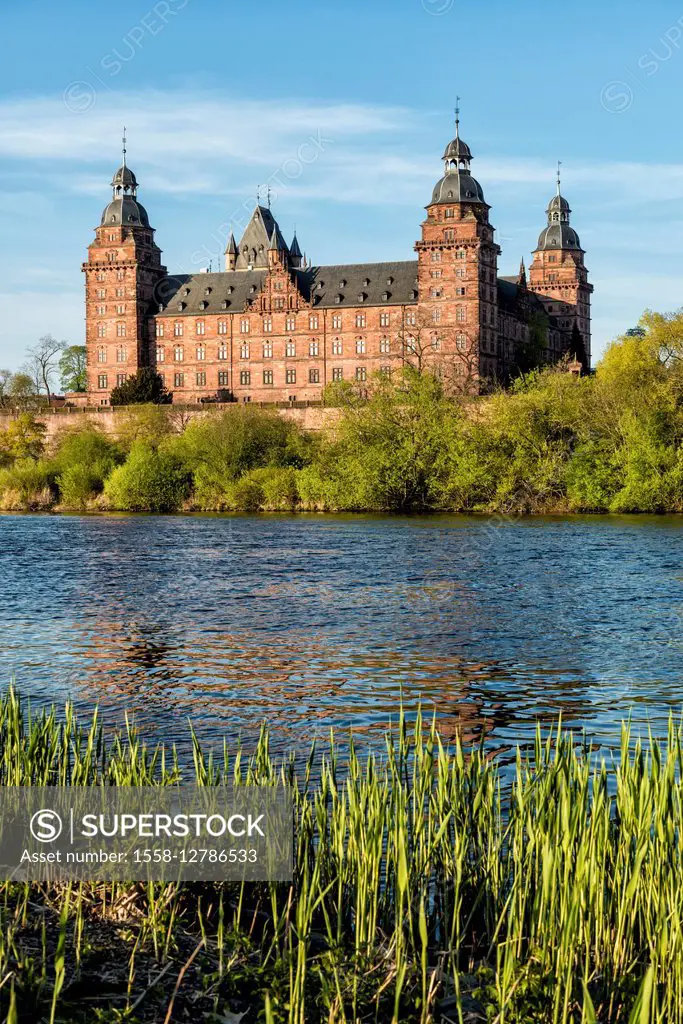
(83, 116), (593, 404)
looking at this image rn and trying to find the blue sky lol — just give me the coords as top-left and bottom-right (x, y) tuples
(1, 0), (683, 370)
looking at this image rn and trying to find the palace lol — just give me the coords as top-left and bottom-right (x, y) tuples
(82, 115), (593, 404)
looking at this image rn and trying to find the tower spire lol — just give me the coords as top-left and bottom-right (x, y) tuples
(455, 96), (460, 140)
(122, 126), (127, 169)
(556, 159), (562, 196)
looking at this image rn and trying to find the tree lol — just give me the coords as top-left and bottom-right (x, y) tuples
(8, 373), (39, 410)
(0, 414), (47, 464)
(0, 370), (12, 409)
(110, 368), (172, 406)
(394, 309), (480, 395)
(25, 335), (66, 403)
(59, 345), (87, 393)
(104, 442), (190, 512)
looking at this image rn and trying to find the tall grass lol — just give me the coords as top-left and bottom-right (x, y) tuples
(0, 688), (681, 1021)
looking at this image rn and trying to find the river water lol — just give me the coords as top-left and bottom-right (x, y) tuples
(1, 512), (682, 762)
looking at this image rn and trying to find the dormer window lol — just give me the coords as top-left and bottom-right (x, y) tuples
(204, 287), (212, 296)
(199, 301), (208, 310)
(386, 277), (394, 285)
(357, 292), (367, 303)
(335, 294), (343, 304)
(183, 288), (190, 296)
(222, 299), (231, 309)
(177, 302), (186, 311)
(339, 279), (346, 288)
(382, 292), (390, 302)
(363, 278), (370, 287)
(227, 286), (234, 294)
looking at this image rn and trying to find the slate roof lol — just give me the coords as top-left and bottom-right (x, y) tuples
(295, 261), (419, 307)
(235, 206), (289, 269)
(154, 261), (420, 316)
(100, 196), (150, 228)
(498, 276), (565, 329)
(154, 271), (268, 315)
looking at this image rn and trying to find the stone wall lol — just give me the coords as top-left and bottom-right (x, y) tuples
(0, 403), (342, 444)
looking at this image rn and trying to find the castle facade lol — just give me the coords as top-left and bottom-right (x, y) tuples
(83, 117), (592, 404)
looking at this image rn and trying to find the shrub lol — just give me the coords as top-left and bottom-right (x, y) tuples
(0, 459), (54, 510)
(52, 428), (123, 509)
(176, 408), (311, 508)
(104, 443), (190, 512)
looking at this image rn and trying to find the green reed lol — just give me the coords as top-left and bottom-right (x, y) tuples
(0, 688), (681, 1021)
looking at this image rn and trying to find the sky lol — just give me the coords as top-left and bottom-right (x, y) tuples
(1, 0), (683, 370)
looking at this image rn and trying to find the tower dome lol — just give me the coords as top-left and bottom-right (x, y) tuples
(430, 104), (486, 206)
(535, 165), (582, 251)
(112, 164), (138, 190)
(100, 131), (150, 227)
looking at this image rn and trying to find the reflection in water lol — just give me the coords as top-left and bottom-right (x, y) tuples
(1, 512), (683, 763)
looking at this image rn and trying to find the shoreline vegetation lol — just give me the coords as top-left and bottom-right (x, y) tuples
(0, 687), (681, 1022)
(3, 319), (683, 515)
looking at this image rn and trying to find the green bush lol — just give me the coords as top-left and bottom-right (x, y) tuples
(104, 442), (190, 512)
(176, 407), (311, 508)
(52, 428), (123, 508)
(0, 459), (54, 510)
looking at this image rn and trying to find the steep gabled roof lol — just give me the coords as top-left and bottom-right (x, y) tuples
(235, 206), (289, 269)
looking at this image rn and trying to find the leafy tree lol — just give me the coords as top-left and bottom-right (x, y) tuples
(52, 428), (123, 507)
(104, 442), (190, 512)
(0, 414), (47, 465)
(8, 373), (39, 410)
(59, 345), (87, 393)
(174, 407), (307, 508)
(116, 404), (175, 450)
(25, 335), (65, 402)
(305, 368), (457, 511)
(110, 369), (172, 406)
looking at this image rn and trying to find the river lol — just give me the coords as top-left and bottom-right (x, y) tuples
(1, 512), (681, 762)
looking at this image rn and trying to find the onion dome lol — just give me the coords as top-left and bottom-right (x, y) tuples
(430, 104), (486, 206)
(535, 164), (582, 251)
(100, 129), (150, 227)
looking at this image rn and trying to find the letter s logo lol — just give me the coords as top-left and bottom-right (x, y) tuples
(30, 810), (63, 843)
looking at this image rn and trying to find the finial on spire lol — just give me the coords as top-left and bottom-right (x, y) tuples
(556, 159), (562, 195)
(122, 126), (127, 168)
(455, 96), (460, 139)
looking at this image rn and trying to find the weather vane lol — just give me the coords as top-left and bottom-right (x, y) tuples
(122, 126), (127, 166)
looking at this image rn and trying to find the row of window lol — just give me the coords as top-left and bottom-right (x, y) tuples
(94, 270), (126, 282)
(152, 310), (413, 337)
(96, 304), (127, 315)
(96, 334), (469, 366)
(96, 367), (383, 390)
(153, 337), (396, 362)
(96, 324), (127, 338)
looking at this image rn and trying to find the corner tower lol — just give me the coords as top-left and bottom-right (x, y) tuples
(82, 135), (166, 402)
(415, 107), (500, 387)
(528, 166), (593, 367)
